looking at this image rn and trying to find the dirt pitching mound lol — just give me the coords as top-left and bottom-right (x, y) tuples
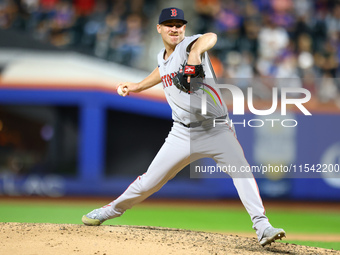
(0, 222), (338, 255)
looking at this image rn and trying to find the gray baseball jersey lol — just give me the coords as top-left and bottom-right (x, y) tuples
(97, 34), (273, 241)
(157, 35), (228, 125)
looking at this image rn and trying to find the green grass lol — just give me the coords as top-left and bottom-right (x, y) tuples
(265, 210), (340, 234)
(1, 201), (339, 251)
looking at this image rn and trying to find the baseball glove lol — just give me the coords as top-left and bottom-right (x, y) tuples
(172, 64), (205, 94)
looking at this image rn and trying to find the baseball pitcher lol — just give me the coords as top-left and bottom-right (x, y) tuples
(82, 7), (285, 246)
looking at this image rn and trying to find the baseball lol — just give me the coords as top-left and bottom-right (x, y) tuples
(117, 86), (125, 96)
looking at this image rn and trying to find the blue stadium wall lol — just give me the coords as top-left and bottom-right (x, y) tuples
(0, 88), (340, 201)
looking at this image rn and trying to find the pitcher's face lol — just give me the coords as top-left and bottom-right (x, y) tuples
(157, 20), (186, 48)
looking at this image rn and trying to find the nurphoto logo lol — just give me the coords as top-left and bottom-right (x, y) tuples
(200, 84), (312, 128)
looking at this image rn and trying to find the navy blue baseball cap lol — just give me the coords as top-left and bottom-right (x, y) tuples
(158, 7), (187, 25)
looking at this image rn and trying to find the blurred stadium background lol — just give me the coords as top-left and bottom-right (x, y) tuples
(0, 0), (340, 204)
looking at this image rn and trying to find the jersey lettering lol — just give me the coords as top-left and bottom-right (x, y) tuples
(167, 74), (172, 86)
(161, 72), (176, 89)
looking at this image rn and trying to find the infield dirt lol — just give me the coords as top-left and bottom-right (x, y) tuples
(1, 222), (339, 255)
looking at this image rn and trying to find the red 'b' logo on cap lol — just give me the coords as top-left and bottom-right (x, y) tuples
(171, 9), (177, 17)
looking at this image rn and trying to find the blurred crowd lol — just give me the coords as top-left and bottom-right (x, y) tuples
(195, 0), (340, 104)
(0, 0), (155, 68)
(1, 0), (340, 104)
